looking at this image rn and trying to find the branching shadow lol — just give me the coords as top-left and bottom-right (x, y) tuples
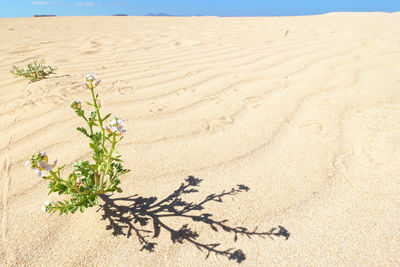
(98, 176), (290, 263)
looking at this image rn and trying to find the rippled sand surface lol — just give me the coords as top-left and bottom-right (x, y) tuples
(0, 13), (399, 266)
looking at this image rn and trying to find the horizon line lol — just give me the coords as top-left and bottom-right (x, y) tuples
(1, 11), (399, 19)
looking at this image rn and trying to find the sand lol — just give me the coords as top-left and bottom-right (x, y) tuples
(0, 13), (399, 266)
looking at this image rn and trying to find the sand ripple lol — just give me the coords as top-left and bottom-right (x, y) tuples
(0, 14), (399, 266)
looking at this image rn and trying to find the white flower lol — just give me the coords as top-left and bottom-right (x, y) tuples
(41, 200), (57, 215)
(84, 73), (101, 89)
(35, 168), (43, 178)
(41, 200), (51, 212)
(103, 118), (126, 136)
(85, 73), (96, 82)
(26, 151), (57, 178)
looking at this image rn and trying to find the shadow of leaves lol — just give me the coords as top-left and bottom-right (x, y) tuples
(98, 176), (289, 263)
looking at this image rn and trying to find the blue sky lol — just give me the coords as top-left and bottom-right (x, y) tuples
(1, 0), (399, 18)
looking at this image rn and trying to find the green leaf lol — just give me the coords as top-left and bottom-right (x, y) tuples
(90, 111), (97, 120)
(89, 142), (97, 150)
(75, 109), (84, 117)
(77, 127), (90, 137)
(48, 182), (59, 195)
(103, 113), (111, 121)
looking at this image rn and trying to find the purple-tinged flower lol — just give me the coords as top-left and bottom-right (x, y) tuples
(85, 73), (97, 82)
(84, 73), (101, 89)
(103, 118), (126, 136)
(41, 200), (57, 215)
(94, 79), (101, 87)
(41, 200), (51, 212)
(26, 151), (57, 178)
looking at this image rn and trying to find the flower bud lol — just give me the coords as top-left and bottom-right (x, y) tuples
(69, 100), (81, 110)
(94, 79), (101, 87)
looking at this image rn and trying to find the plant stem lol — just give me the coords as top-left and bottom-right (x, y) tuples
(81, 113), (94, 136)
(49, 171), (82, 194)
(60, 192), (98, 211)
(89, 82), (108, 154)
(99, 133), (116, 193)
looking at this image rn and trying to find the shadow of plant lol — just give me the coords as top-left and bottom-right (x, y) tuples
(98, 176), (290, 263)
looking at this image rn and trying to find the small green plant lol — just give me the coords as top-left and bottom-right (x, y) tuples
(11, 59), (56, 82)
(25, 73), (130, 215)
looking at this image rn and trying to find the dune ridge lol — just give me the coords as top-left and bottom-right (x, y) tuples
(0, 14), (399, 266)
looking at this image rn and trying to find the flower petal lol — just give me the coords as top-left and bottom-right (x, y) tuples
(42, 201), (53, 213)
(38, 161), (46, 168)
(44, 164), (52, 171)
(34, 168), (43, 177)
(117, 125), (125, 133)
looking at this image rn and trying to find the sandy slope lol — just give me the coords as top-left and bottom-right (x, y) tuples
(0, 13), (399, 266)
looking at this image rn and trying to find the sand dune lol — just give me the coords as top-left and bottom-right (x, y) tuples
(1, 13), (399, 266)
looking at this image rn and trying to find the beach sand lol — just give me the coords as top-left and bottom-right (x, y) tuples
(0, 13), (399, 266)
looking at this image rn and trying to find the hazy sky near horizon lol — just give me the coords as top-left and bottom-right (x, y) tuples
(1, 0), (399, 18)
